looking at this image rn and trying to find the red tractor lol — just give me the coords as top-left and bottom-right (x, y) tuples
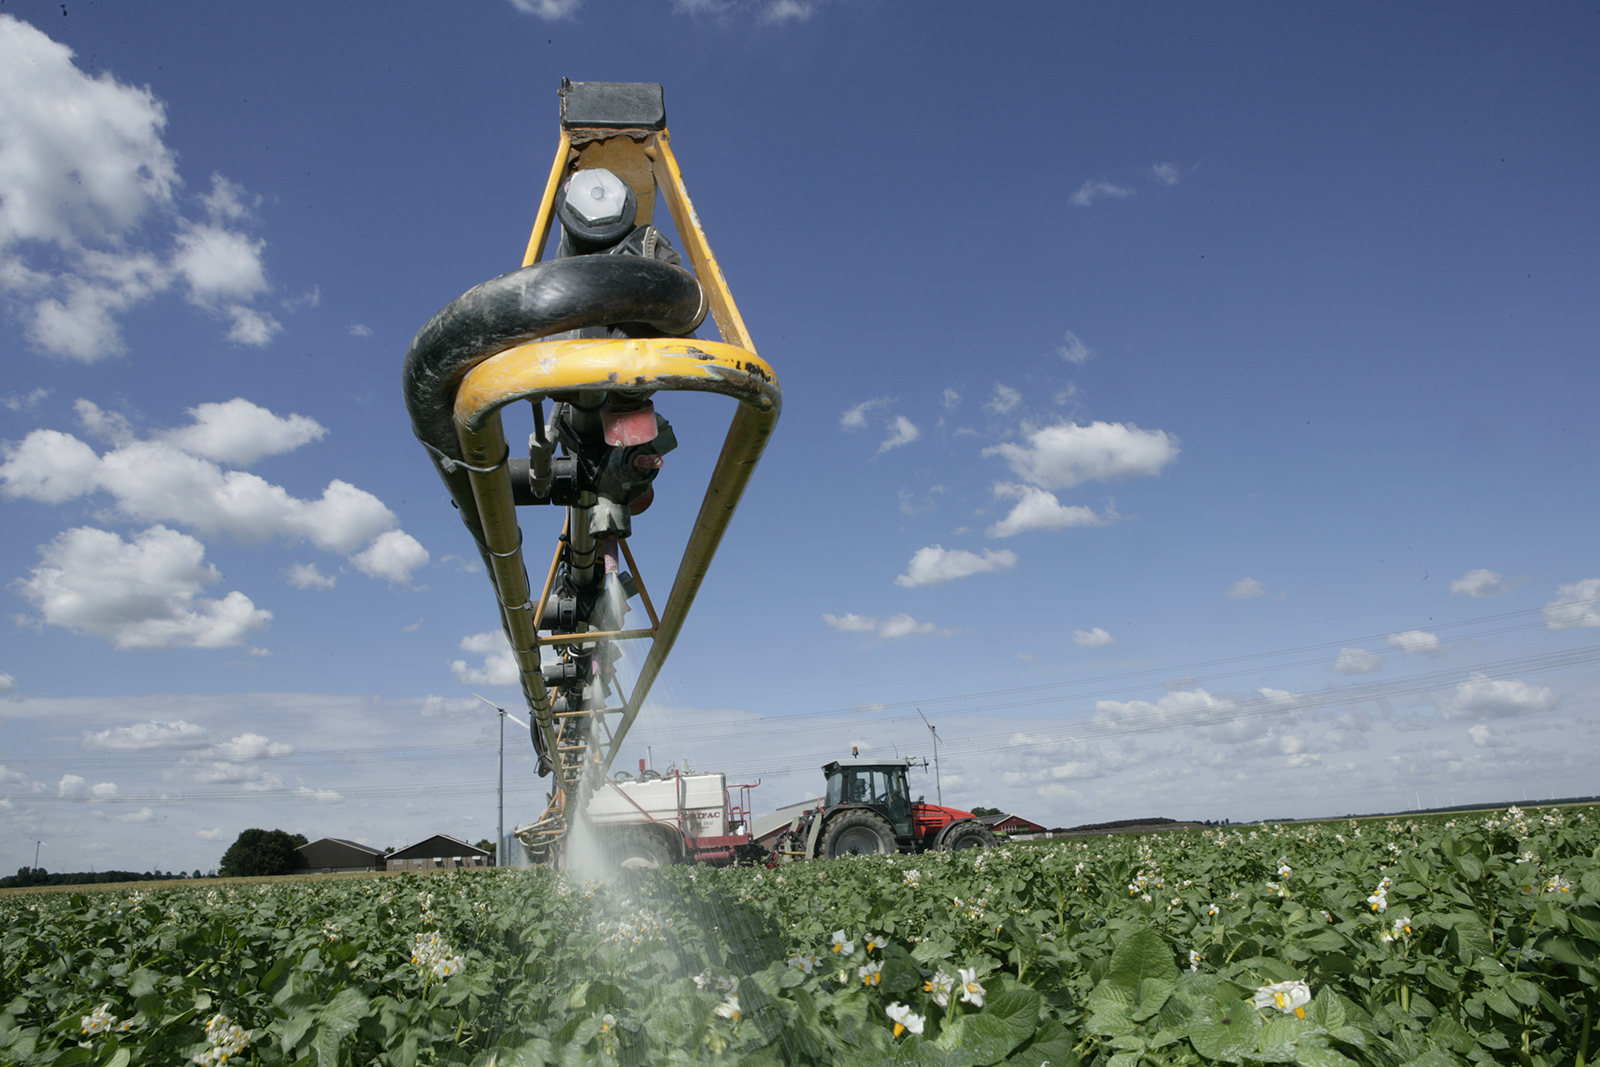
(764, 758), (997, 861)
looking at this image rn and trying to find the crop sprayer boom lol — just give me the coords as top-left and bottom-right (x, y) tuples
(402, 81), (780, 864)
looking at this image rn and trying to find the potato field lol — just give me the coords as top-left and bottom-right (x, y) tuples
(3, 805), (1597, 1066)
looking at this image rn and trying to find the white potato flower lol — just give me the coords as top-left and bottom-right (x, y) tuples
(1253, 980), (1311, 1019)
(886, 1002), (925, 1037)
(959, 967), (986, 1007)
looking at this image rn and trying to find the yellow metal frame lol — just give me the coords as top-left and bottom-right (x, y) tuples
(455, 127), (780, 850)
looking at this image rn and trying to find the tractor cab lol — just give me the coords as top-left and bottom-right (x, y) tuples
(821, 759), (914, 841)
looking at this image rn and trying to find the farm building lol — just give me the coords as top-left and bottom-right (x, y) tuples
(294, 837), (386, 874)
(386, 834), (492, 871)
(977, 813), (1050, 838)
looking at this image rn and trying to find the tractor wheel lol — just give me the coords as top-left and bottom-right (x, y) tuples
(605, 828), (677, 869)
(820, 810), (897, 859)
(939, 820), (998, 851)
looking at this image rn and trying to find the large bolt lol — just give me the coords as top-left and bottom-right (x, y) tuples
(566, 169), (630, 224)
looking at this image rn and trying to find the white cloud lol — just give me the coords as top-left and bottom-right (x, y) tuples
(1331, 647), (1386, 675)
(1387, 630), (1443, 656)
(450, 630), (521, 686)
(877, 614), (937, 639)
(82, 720), (212, 751)
(91, 781), (119, 799)
(1151, 163), (1180, 186)
(1468, 724), (1514, 748)
(822, 612), (939, 639)
(895, 545), (1018, 588)
(1542, 579), (1600, 631)
(1072, 627), (1115, 649)
(115, 806), (155, 823)
(285, 562), (336, 590)
(1227, 577), (1267, 600)
(295, 786), (343, 803)
(1, 418), (408, 562)
(57, 774), (84, 796)
(1449, 568), (1507, 597)
(983, 421), (1178, 490)
(0, 672), (15, 696)
(348, 323), (373, 337)
(169, 759), (282, 790)
(1090, 686), (1309, 750)
(1069, 179), (1134, 207)
(99, 444), (394, 550)
(74, 399), (136, 444)
(197, 827), (226, 840)
(0, 765), (43, 792)
(762, 0), (813, 21)
(1058, 331), (1091, 365)
(941, 388), (961, 411)
(0, 18), (275, 359)
(351, 530), (430, 585)
(15, 525), (272, 649)
(0, 428), (103, 503)
(508, 0), (584, 16)
(420, 695), (479, 718)
(2, 387), (50, 411)
(162, 398), (326, 465)
(0, 17), (177, 246)
(173, 216), (268, 305)
(986, 484), (1110, 538)
(1096, 688), (1227, 730)
(877, 415), (920, 456)
(224, 304), (281, 346)
(1438, 673), (1556, 722)
(984, 384), (1022, 416)
(205, 733), (294, 760)
(841, 397), (890, 430)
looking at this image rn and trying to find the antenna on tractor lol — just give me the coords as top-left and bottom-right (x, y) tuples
(916, 707), (942, 806)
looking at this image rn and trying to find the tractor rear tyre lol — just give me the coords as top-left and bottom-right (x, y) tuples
(939, 821), (998, 851)
(820, 810), (897, 859)
(606, 828), (677, 869)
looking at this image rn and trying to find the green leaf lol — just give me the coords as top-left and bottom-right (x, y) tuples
(1292, 1044), (1356, 1067)
(1445, 842), (1484, 882)
(1104, 926), (1177, 989)
(1298, 930), (1348, 952)
(280, 1010), (315, 1053)
(1087, 982), (1137, 1036)
(1482, 987), (1518, 1019)
(1129, 977), (1175, 1023)
(1189, 1011), (1263, 1062)
(1428, 1012), (1475, 1054)
(1006, 1017), (1079, 1067)
(1502, 977), (1539, 1007)
(1446, 915), (1492, 966)
(127, 967), (159, 998)
(949, 999), (1038, 1066)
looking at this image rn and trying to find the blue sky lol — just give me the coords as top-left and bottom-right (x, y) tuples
(1, 1), (1596, 874)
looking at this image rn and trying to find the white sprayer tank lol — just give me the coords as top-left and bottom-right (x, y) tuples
(587, 772), (730, 839)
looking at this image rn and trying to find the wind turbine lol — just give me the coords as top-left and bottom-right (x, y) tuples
(916, 707), (942, 806)
(475, 695), (528, 867)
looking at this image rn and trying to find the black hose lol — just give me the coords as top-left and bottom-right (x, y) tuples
(401, 255), (706, 548)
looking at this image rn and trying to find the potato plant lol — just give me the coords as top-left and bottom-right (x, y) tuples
(2, 805), (1596, 1066)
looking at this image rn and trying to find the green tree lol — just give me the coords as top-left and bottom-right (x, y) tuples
(969, 806), (1004, 817)
(218, 828), (308, 877)
(474, 838), (497, 862)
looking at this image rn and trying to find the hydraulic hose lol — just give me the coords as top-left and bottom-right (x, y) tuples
(402, 255), (707, 546)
